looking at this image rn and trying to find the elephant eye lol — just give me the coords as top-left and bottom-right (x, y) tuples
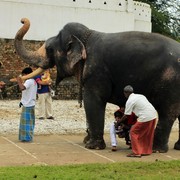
(66, 41), (72, 52)
(46, 47), (54, 58)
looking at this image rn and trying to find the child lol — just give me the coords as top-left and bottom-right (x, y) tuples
(110, 108), (137, 151)
(38, 70), (51, 89)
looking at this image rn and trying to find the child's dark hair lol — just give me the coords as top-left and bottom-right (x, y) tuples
(114, 110), (123, 118)
(21, 67), (32, 75)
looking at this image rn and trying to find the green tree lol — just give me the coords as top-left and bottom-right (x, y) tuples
(135, 0), (180, 41)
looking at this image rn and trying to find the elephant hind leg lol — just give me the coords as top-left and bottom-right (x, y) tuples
(174, 115), (180, 150)
(174, 140), (180, 150)
(153, 115), (172, 153)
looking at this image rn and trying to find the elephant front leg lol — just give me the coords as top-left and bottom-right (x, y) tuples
(83, 96), (106, 150)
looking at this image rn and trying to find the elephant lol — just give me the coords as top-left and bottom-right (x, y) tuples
(14, 18), (180, 152)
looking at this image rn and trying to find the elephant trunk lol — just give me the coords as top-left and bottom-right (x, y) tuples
(10, 67), (45, 82)
(14, 18), (49, 69)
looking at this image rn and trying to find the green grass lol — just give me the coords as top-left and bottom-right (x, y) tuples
(0, 160), (180, 180)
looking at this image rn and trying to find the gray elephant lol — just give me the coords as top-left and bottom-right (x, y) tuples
(14, 18), (180, 152)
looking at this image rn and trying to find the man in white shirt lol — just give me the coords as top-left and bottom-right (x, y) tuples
(119, 85), (157, 158)
(16, 67), (37, 142)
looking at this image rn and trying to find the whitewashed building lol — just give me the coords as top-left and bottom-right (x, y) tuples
(0, 0), (151, 40)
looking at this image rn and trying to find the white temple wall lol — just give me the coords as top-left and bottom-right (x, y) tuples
(0, 0), (151, 41)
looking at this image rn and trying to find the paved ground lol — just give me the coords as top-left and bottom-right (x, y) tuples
(0, 131), (179, 167)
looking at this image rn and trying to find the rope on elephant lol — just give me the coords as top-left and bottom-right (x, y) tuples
(4, 84), (18, 90)
(0, 84), (18, 100)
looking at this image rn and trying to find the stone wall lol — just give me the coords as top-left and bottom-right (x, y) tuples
(0, 38), (79, 100)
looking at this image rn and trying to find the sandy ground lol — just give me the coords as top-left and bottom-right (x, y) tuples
(0, 100), (178, 135)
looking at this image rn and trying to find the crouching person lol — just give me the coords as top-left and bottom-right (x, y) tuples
(110, 108), (124, 151)
(110, 108), (137, 151)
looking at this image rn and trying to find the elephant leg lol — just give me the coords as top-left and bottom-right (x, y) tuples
(83, 93), (106, 150)
(83, 128), (90, 144)
(153, 112), (174, 153)
(174, 115), (180, 150)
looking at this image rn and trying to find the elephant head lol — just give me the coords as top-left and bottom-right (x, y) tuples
(14, 18), (89, 83)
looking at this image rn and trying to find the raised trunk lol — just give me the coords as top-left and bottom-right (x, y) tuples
(14, 18), (49, 68)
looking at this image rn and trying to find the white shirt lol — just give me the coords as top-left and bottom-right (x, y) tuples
(125, 93), (157, 122)
(21, 79), (37, 107)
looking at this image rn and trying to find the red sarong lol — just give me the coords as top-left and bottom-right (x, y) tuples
(130, 119), (156, 155)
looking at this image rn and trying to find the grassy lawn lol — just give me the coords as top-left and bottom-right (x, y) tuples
(0, 160), (180, 179)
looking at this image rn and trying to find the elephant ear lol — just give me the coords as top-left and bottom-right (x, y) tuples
(66, 35), (87, 69)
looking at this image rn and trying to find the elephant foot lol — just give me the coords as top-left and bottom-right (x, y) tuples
(85, 138), (106, 150)
(83, 135), (90, 144)
(153, 144), (168, 153)
(83, 134), (90, 144)
(174, 140), (180, 150)
(83, 129), (90, 144)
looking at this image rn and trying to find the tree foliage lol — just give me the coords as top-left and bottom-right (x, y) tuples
(135, 0), (180, 41)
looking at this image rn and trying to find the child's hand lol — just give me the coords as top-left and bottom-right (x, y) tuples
(121, 124), (125, 128)
(48, 79), (52, 85)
